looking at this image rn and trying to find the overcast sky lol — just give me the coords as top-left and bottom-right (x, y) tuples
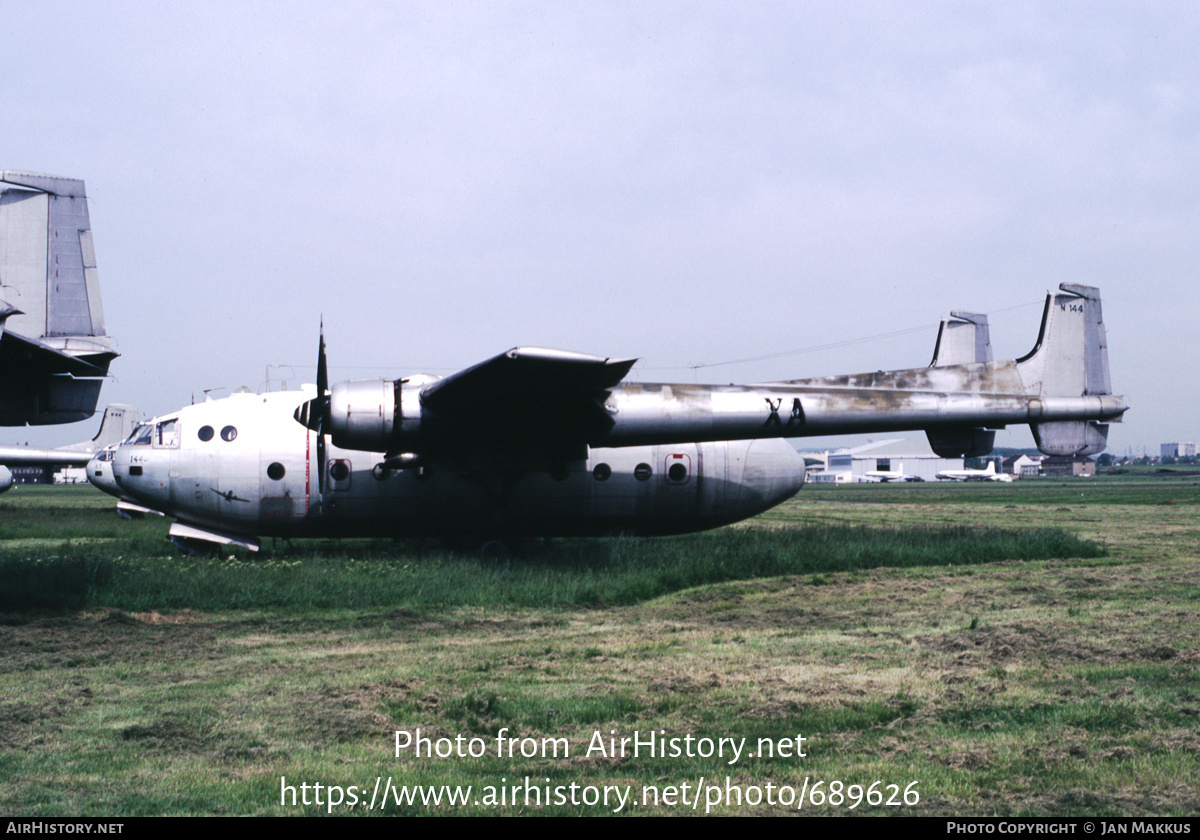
(3, 2), (1196, 454)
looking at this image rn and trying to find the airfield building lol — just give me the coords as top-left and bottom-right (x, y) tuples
(1041, 455), (1096, 477)
(1003, 454), (1043, 476)
(804, 438), (963, 483)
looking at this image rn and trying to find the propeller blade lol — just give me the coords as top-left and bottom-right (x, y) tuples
(316, 322), (328, 497)
(317, 320), (327, 401)
(317, 424), (326, 497)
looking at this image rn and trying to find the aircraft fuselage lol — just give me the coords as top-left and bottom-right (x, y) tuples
(101, 390), (807, 545)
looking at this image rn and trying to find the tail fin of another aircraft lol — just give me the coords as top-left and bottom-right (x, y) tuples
(1016, 284), (1116, 456)
(0, 404), (140, 468)
(0, 171), (116, 425)
(56, 404), (140, 453)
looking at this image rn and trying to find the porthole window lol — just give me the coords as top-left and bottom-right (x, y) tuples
(665, 453), (692, 485)
(267, 462), (286, 481)
(220, 425), (237, 442)
(634, 463), (653, 481)
(197, 425), (214, 441)
(592, 463), (612, 481)
(327, 459), (353, 492)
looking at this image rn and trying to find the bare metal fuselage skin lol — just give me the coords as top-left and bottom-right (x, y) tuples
(102, 390), (807, 541)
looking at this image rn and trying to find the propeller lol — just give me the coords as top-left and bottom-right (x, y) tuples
(294, 322), (330, 497)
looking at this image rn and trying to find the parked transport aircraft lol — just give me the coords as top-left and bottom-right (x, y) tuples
(89, 284), (1126, 551)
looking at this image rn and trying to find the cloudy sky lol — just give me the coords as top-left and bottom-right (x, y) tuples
(3, 2), (1196, 454)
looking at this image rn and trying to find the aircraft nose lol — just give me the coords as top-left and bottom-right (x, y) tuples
(86, 454), (120, 499)
(109, 447), (168, 507)
(730, 438), (806, 519)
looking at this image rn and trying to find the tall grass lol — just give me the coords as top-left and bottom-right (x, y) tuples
(0, 525), (1103, 612)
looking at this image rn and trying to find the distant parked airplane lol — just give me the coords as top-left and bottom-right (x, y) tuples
(936, 461), (1014, 482)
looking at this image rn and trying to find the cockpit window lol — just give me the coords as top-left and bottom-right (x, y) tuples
(95, 449), (114, 462)
(155, 418), (179, 448)
(126, 424), (153, 446)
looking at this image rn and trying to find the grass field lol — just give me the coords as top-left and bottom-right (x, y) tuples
(1, 478), (1197, 816)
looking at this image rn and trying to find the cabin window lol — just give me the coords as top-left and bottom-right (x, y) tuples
(592, 463), (612, 481)
(198, 425), (214, 441)
(634, 463), (653, 481)
(220, 425), (237, 442)
(267, 462), (286, 481)
(155, 419), (179, 448)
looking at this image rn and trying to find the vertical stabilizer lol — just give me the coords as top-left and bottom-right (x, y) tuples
(57, 404), (140, 453)
(1017, 284), (1115, 456)
(0, 171), (116, 425)
(0, 171), (108, 341)
(930, 311), (992, 366)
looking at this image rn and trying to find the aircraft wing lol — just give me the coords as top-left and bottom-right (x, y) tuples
(418, 347), (636, 457)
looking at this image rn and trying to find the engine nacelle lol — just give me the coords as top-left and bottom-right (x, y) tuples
(0, 465), (12, 494)
(327, 379), (424, 452)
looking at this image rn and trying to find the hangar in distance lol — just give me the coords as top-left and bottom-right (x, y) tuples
(89, 284), (1126, 551)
